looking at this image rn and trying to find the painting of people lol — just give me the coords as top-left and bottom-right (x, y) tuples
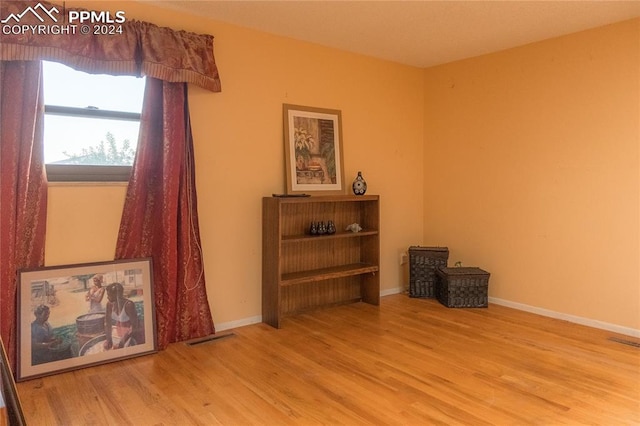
(16, 258), (156, 381)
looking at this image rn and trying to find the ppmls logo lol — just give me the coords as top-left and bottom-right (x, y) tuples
(0, 2), (59, 24)
(2, 2), (126, 35)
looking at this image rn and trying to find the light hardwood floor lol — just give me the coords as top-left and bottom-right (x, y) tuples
(15, 294), (640, 425)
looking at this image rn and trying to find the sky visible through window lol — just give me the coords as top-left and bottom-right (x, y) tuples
(42, 61), (145, 164)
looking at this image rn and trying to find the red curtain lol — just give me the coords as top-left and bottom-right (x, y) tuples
(0, 1), (220, 356)
(0, 1), (221, 92)
(0, 61), (48, 369)
(115, 78), (214, 348)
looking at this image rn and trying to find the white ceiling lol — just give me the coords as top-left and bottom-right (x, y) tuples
(147, 1), (640, 68)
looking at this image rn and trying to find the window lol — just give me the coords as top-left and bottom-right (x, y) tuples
(42, 61), (146, 182)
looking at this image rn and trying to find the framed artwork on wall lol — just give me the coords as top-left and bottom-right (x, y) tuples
(16, 258), (157, 381)
(283, 104), (346, 195)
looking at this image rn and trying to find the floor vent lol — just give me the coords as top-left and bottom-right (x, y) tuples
(185, 332), (235, 346)
(608, 337), (640, 348)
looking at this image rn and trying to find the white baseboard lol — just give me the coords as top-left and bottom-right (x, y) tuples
(381, 286), (404, 297)
(215, 315), (262, 332)
(489, 297), (640, 338)
(213, 291), (640, 339)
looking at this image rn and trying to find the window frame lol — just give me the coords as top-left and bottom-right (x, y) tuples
(45, 164), (132, 182)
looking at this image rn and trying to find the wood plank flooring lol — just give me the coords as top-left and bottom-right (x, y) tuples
(15, 294), (640, 425)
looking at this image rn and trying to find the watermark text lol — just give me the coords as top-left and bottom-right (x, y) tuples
(1, 3), (126, 36)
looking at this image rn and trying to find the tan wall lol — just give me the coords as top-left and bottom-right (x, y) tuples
(423, 19), (640, 329)
(46, 183), (126, 266)
(45, 3), (639, 331)
(45, 1), (425, 327)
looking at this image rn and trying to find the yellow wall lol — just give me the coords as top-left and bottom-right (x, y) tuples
(46, 183), (126, 265)
(424, 19), (640, 329)
(45, 3), (639, 332)
(45, 1), (425, 327)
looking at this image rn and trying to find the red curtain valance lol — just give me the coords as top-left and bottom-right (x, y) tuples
(0, 1), (221, 92)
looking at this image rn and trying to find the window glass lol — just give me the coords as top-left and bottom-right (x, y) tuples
(42, 61), (145, 172)
(44, 115), (140, 165)
(43, 61), (144, 112)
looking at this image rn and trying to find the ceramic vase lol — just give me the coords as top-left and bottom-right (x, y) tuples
(352, 171), (367, 195)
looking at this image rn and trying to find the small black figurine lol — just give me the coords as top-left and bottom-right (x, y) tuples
(318, 221), (327, 235)
(327, 220), (336, 234)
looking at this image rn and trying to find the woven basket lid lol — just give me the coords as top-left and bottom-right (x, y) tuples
(409, 246), (448, 252)
(438, 266), (489, 276)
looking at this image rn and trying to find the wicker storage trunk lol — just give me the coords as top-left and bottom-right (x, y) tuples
(435, 267), (490, 308)
(408, 246), (449, 298)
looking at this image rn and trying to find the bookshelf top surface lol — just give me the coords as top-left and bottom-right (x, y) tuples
(265, 195), (379, 203)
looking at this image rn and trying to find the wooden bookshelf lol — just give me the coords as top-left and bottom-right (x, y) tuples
(262, 195), (380, 328)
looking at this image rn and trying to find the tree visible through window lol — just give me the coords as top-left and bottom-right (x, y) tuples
(42, 61), (145, 180)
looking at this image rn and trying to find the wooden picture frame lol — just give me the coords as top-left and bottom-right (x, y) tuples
(0, 337), (26, 426)
(283, 104), (346, 195)
(16, 258), (157, 381)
